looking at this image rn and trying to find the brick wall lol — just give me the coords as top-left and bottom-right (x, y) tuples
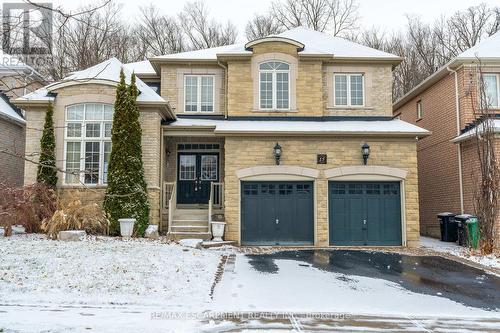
(396, 72), (461, 237)
(223, 137), (420, 247)
(0, 117), (25, 187)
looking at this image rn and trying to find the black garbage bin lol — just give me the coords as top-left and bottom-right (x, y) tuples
(454, 214), (473, 246)
(438, 212), (457, 242)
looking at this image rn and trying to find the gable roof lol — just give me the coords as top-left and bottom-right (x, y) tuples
(150, 27), (401, 64)
(123, 60), (157, 76)
(394, 31), (500, 110)
(0, 92), (25, 125)
(15, 58), (168, 104)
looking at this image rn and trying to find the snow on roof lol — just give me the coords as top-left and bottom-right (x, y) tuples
(456, 31), (500, 60)
(123, 60), (157, 75)
(451, 119), (500, 143)
(152, 27), (400, 61)
(0, 93), (25, 124)
(167, 118), (429, 136)
(19, 58), (166, 104)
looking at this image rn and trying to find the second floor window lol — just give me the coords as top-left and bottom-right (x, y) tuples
(483, 74), (499, 108)
(64, 103), (113, 185)
(334, 74), (364, 107)
(259, 61), (290, 110)
(185, 75), (214, 112)
(417, 100), (423, 119)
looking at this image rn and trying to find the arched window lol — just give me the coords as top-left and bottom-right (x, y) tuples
(64, 103), (114, 185)
(259, 61), (290, 110)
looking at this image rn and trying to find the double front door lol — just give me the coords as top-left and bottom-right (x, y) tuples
(177, 152), (219, 204)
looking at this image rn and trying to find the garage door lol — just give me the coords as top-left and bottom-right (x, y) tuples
(241, 181), (314, 246)
(329, 181), (402, 246)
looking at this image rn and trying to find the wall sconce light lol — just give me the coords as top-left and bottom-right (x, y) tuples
(362, 143), (370, 165)
(273, 143), (282, 165)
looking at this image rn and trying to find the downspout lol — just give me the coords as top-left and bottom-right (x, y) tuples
(217, 61), (228, 119)
(447, 66), (464, 214)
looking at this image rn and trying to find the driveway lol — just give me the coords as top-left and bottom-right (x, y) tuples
(209, 250), (500, 331)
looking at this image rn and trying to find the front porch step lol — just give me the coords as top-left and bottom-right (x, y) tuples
(171, 225), (209, 233)
(167, 231), (212, 241)
(171, 220), (208, 227)
(173, 209), (209, 219)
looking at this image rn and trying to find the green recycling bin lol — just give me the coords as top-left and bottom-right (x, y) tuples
(466, 217), (480, 249)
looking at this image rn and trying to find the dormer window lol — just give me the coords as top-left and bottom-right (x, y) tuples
(259, 61), (290, 110)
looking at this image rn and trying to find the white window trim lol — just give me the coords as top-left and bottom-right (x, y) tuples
(333, 73), (365, 107)
(63, 103), (113, 186)
(183, 75), (215, 113)
(258, 62), (291, 111)
(483, 73), (500, 108)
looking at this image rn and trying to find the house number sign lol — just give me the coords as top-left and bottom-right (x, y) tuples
(317, 154), (327, 164)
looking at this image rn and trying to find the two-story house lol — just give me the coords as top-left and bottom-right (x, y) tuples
(394, 31), (500, 242)
(15, 27), (428, 247)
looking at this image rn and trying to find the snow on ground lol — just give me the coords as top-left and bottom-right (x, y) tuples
(212, 255), (500, 319)
(421, 236), (500, 269)
(0, 234), (222, 308)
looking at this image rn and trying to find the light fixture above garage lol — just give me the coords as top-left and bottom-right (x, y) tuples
(362, 143), (370, 165)
(273, 143), (282, 165)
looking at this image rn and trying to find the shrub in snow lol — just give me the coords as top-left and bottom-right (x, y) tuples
(42, 194), (109, 239)
(104, 71), (150, 237)
(0, 182), (57, 235)
(36, 102), (57, 187)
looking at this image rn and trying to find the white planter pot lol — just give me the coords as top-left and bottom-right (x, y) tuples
(119, 218), (136, 238)
(211, 222), (226, 242)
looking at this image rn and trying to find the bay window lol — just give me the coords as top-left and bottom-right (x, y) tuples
(483, 74), (499, 108)
(184, 75), (214, 112)
(334, 73), (364, 107)
(64, 103), (113, 185)
(259, 61), (290, 110)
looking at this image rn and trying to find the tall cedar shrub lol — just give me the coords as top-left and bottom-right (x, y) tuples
(104, 70), (150, 236)
(37, 103), (57, 187)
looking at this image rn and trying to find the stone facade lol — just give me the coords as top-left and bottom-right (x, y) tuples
(223, 137), (420, 247)
(22, 83), (164, 226)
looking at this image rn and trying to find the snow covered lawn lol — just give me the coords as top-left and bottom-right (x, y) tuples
(0, 234), (222, 308)
(421, 236), (500, 270)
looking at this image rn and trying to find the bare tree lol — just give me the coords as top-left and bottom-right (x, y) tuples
(471, 64), (499, 254)
(270, 0), (358, 36)
(179, 1), (237, 50)
(134, 5), (185, 57)
(245, 14), (284, 40)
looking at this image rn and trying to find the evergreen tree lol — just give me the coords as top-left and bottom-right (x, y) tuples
(36, 103), (57, 187)
(104, 70), (150, 236)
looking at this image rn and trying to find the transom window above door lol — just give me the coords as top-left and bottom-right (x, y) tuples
(334, 73), (364, 107)
(259, 61), (290, 110)
(184, 75), (214, 112)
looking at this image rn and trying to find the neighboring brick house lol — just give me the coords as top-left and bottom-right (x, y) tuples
(0, 53), (44, 187)
(393, 31), (500, 240)
(15, 27), (429, 247)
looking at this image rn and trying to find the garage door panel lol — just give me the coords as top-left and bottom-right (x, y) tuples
(241, 181), (314, 246)
(329, 181), (402, 246)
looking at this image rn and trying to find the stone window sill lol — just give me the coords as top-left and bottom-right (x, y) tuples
(251, 109), (299, 113)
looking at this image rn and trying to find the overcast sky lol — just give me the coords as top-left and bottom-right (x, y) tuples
(51, 0), (499, 42)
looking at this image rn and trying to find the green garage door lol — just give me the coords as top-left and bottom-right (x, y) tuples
(241, 181), (314, 246)
(329, 181), (402, 246)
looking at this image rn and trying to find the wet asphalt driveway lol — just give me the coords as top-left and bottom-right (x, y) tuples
(245, 250), (500, 311)
(208, 250), (500, 331)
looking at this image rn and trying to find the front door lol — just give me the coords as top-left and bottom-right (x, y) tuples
(177, 153), (219, 204)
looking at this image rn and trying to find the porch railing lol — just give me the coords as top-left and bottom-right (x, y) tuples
(210, 182), (224, 209)
(163, 181), (176, 234)
(208, 182), (224, 235)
